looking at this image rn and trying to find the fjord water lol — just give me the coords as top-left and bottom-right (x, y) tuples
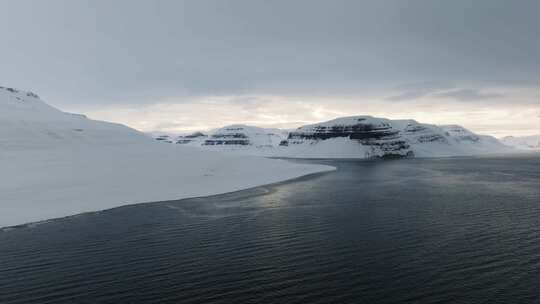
(2, 156), (540, 304)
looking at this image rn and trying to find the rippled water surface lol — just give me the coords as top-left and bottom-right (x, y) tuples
(2, 156), (540, 304)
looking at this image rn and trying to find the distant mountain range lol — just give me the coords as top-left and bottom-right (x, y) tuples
(0, 84), (530, 160)
(152, 116), (517, 159)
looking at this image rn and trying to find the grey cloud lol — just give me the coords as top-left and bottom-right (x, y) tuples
(386, 91), (430, 101)
(0, 0), (539, 107)
(385, 82), (453, 101)
(434, 89), (504, 101)
(152, 121), (194, 130)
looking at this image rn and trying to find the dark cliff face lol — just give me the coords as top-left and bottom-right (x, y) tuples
(204, 139), (250, 145)
(184, 132), (206, 139)
(203, 132), (250, 146)
(282, 118), (413, 158)
(155, 135), (173, 143)
(175, 132), (208, 144)
(0, 86), (39, 99)
(287, 121), (398, 141)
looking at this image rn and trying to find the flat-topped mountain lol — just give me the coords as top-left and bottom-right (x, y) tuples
(154, 115), (512, 159)
(281, 116), (412, 158)
(277, 116), (511, 158)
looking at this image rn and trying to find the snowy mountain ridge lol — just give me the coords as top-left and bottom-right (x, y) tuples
(0, 86), (148, 149)
(155, 115), (513, 158)
(0, 86), (62, 121)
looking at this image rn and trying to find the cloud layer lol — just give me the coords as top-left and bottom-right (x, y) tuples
(77, 88), (540, 137)
(1, 0), (539, 135)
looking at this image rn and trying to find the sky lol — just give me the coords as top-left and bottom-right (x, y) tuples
(1, 0), (540, 137)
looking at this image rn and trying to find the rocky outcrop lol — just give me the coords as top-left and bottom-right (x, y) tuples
(0, 86), (39, 99)
(176, 132), (207, 144)
(155, 135), (173, 143)
(202, 125), (285, 148)
(204, 127), (250, 146)
(281, 116), (413, 158)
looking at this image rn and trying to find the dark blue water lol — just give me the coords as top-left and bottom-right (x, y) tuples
(2, 156), (540, 304)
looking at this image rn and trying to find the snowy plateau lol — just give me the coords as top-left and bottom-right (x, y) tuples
(0, 87), (333, 227)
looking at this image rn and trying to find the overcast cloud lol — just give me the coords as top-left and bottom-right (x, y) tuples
(1, 0), (539, 135)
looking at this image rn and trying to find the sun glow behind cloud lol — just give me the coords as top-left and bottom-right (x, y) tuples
(70, 86), (540, 137)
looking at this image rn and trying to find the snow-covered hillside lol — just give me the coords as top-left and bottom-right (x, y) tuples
(0, 87), (333, 227)
(501, 135), (540, 150)
(276, 116), (512, 158)
(0, 86), (148, 149)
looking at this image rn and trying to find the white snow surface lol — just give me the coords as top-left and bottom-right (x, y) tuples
(0, 87), (334, 227)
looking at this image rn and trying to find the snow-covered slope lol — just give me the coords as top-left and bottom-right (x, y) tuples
(0, 86), (148, 149)
(0, 87), (333, 227)
(501, 135), (540, 150)
(276, 116), (513, 159)
(398, 121), (511, 157)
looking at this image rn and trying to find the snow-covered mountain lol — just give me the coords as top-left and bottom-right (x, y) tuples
(0, 86), (149, 149)
(202, 125), (286, 148)
(155, 125), (288, 154)
(277, 116), (512, 158)
(0, 86), (331, 227)
(501, 135), (540, 150)
(150, 116), (512, 159)
(279, 116), (413, 158)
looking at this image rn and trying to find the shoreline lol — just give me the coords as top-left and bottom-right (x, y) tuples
(1, 168), (335, 231)
(0, 149), (335, 229)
